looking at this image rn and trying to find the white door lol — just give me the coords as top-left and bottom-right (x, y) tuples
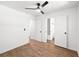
(41, 19), (47, 42)
(54, 16), (67, 48)
(35, 19), (42, 41)
(36, 19), (47, 42)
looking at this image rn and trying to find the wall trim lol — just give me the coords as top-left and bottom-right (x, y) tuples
(31, 38), (42, 42)
(0, 39), (29, 54)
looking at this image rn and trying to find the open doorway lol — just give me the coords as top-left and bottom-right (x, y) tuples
(47, 18), (55, 43)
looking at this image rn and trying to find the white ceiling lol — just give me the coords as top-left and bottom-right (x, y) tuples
(0, 1), (79, 16)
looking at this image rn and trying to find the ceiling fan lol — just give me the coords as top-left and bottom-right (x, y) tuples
(25, 1), (48, 14)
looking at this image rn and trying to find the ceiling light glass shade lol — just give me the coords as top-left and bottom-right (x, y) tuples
(36, 9), (40, 12)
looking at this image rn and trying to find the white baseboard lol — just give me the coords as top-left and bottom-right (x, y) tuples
(32, 38), (41, 42)
(78, 51), (79, 56)
(0, 39), (29, 54)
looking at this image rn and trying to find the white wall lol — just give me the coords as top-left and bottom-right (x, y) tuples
(0, 5), (34, 54)
(35, 6), (78, 51)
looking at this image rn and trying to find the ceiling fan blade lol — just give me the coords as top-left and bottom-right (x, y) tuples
(40, 10), (44, 14)
(41, 1), (48, 7)
(25, 8), (37, 10)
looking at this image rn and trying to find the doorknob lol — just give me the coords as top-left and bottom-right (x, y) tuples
(40, 31), (42, 33)
(64, 32), (67, 34)
(24, 28), (26, 31)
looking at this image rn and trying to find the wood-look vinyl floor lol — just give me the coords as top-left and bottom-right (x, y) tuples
(0, 39), (78, 57)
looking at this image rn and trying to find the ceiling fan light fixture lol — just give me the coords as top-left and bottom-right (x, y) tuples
(25, 1), (48, 14)
(36, 9), (40, 12)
